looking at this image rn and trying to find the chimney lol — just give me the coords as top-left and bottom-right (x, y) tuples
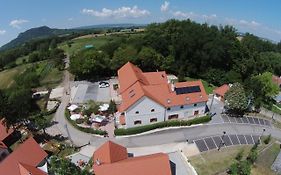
(96, 159), (101, 166)
(167, 99), (171, 104)
(171, 83), (175, 92)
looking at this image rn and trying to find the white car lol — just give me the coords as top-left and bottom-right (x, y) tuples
(99, 82), (109, 88)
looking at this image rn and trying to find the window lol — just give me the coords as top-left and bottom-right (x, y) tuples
(168, 114), (179, 120)
(180, 105), (184, 109)
(134, 120), (142, 125)
(135, 111), (139, 114)
(194, 110), (199, 115)
(167, 107), (171, 111)
(194, 103), (197, 107)
(150, 118), (157, 123)
(121, 112), (125, 115)
(151, 109), (155, 112)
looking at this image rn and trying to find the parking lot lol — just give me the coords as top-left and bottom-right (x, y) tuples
(193, 134), (261, 152)
(222, 115), (271, 126)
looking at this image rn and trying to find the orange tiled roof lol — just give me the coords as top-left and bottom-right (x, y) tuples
(117, 62), (208, 112)
(93, 141), (128, 164)
(273, 75), (281, 86)
(93, 141), (172, 175)
(0, 137), (48, 175)
(19, 163), (47, 175)
(214, 84), (230, 97)
(0, 119), (14, 141)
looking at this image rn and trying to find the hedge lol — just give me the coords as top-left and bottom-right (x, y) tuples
(114, 115), (211, 136)
(30, 102), (60, 119)
(65, 110), (107, 136)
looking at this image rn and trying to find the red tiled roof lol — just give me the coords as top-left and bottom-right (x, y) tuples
(0, 119), (14, 141)
(273, 75), (281, 86)
(93, 141), (172, 175)
(214, 84), (230, 97)
(93, 141), (128, 164)
(117, 62), (208, 112)
(19, 163), (47, 175)
(0, 137), (48, 175)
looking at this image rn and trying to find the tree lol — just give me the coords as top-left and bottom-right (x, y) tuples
(108, 100), (117, 114)
(33, 116), (51, 135)
(248, 72), (279, 108)
(137, 47), (162, 71)
(111, 46), (138, 71)
(225, 82), (248, 114)
(49, 156), (91, 175)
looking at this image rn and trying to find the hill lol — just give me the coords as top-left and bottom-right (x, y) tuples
(0, 24), (146, 51)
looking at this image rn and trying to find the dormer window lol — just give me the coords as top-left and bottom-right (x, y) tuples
(194, 103), (197, 107)
(180, 105), (184, 109)
(186, 97), (190, 101)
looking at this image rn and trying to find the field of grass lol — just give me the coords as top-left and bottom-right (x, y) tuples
(185, 77), (217, 94)
(0, 64), (31, 89)
(15, 55), (29, 65)
(59, 36), (114, 55)
(0, 60), (63, 90)
(251, 143), (280, 175)
(189, 142), (280, 175)
(189, 145), (252, 175)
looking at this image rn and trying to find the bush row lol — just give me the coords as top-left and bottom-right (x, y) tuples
(114, 115), (211, 136)
(65, 110), (107, 136)
(30, 102), (60, 119)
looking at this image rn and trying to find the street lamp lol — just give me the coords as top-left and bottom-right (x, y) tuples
(259, 128), (266, 144)
(218, 131), (226, 151)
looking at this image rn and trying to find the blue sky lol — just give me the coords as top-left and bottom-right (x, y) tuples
(1, 0), (281, 46)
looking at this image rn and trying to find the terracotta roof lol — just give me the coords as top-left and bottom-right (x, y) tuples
(214, 84), (230, 97)
(0, 119), (14, 141)
(93, 141), (172, 175)
(0, 137), (48, 175)
(19, 163), (47, 175)
(93, 141), (128, 164)
(117, 63), (208, 112)
(0, 141), (7, 149)
(273, 75), (281, 86)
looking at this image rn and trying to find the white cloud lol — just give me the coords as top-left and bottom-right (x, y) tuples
(173, 11), (196, 19)
(161, 1), (170, 12)
(0, 30), (6, 35)
(68, 18), (74, 21)
(9, 19), (29, 29)
(82, 6), (150, 18)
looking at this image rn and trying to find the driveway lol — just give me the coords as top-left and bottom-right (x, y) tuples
(207, 95), (224, 124)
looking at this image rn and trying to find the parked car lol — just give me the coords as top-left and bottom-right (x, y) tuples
(99, 81), (109, 88)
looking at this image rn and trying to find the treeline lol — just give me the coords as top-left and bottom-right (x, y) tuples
(70, 19), (281, 85)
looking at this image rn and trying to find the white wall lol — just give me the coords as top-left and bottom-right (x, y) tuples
(166, 102), (206, 120)
(125, 97), (165, 128)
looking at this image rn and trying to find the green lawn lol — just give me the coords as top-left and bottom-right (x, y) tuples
(185, 77), (216, 94)
(59, 36), (114, 55)
(0, 64), (30, 89)
(15, 55), (29, 65)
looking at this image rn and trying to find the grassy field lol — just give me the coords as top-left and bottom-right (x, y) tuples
(185, 77), (217, 94)
(189, 142), (280, 175)
(0, 60), (63, 90)
(59, 35), (115, 55)
(0, 64), (31, 89)
(189, 145), (252, 175)
(251, 143), (280, 175)
(15, 55), (29, 65)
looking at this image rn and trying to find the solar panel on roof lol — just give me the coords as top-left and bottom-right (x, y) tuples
(175, 86), (201, 95)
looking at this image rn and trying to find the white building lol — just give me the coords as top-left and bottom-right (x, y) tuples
(116, 62), (208, 128)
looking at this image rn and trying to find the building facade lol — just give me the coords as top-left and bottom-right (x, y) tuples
(116, 62), (208, 128)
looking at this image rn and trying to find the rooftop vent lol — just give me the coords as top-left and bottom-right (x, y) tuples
(96, 159), (101, 166)
(186, 97), (190, 101)
(199, 94), (203, 98)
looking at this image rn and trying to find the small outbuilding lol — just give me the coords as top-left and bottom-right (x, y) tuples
(214, 84), (230, 101)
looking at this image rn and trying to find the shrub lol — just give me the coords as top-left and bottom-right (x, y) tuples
(235, 150), (244, 161)
(114, 115), (211, 136)
(247, 149), (258, 164)
(263, 134), (271, 144)
(75, 118), (84, 124)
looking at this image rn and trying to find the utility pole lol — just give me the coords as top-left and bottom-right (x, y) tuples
(218, 131), (226, 151)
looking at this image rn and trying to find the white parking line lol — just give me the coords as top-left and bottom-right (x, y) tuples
(211, 137), (218, 149)
(243, 135), (248, 144)
(236, 134), (241, 145)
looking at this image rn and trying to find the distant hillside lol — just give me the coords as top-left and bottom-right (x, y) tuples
(0, 24), (147, 51)
(0, 26), (80, 51)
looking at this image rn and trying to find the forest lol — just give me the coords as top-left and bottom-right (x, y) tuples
(70, 19), (281, 86)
